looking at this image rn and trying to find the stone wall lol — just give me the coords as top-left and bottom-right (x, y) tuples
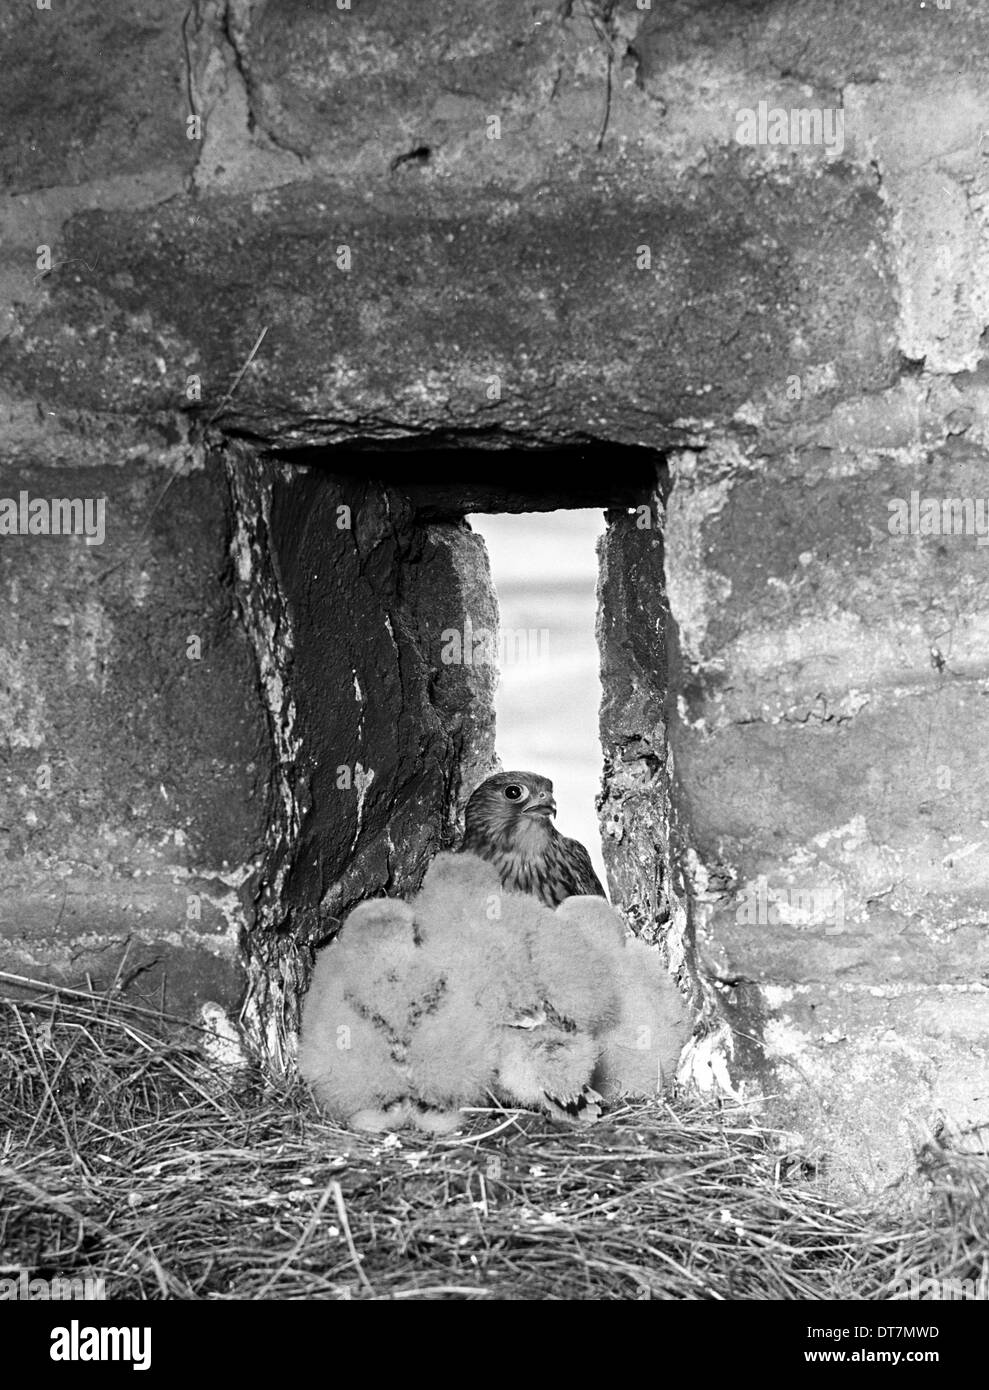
(225, 451), (499, 1061)
(2, 0), (988, 1189)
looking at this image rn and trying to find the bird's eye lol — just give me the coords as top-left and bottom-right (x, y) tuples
(503, 783), (527, 802)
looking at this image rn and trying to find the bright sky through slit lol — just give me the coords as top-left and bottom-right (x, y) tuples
(467, 508), (608, 888)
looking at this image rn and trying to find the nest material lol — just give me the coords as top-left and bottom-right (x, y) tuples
(1, 979), (986, 1302)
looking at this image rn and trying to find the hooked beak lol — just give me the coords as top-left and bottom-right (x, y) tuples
(524, 794), (556, 819)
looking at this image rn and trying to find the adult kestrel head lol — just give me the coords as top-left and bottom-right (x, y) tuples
(461, 770), (606, 909)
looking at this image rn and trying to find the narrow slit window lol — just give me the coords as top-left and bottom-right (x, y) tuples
(468, 508), (607, 887)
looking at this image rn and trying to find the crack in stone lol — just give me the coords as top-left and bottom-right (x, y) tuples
(220, 0), (254, 135)
(181, 7), (198, 120)
(182, 0), (307, 188)
(221, 0), (311, 161)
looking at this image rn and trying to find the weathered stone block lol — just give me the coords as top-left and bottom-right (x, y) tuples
(246, 0), (563, 166)
(664, 432), (989, 1185)
(0, 159), (898, 449)
(757, 982), (989, 1190)
(0, 0), (194, 194)
(0, 453), (269, 1011)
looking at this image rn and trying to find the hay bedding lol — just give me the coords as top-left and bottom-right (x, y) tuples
(1, 978), (986, 1302)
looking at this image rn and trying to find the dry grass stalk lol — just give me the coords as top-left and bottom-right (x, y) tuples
(1, 980), (985, 1301)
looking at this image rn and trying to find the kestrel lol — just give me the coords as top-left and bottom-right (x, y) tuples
(460, 770), (607, 908)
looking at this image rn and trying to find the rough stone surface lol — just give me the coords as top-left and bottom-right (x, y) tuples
(0, 1), (195, 195)
(0, 450), (268, 1013)
(0, 163), (898, 449)
(597, 498), (674, 945)
(664, 429), (989, 1184)
(225, 457), (498, 1059)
